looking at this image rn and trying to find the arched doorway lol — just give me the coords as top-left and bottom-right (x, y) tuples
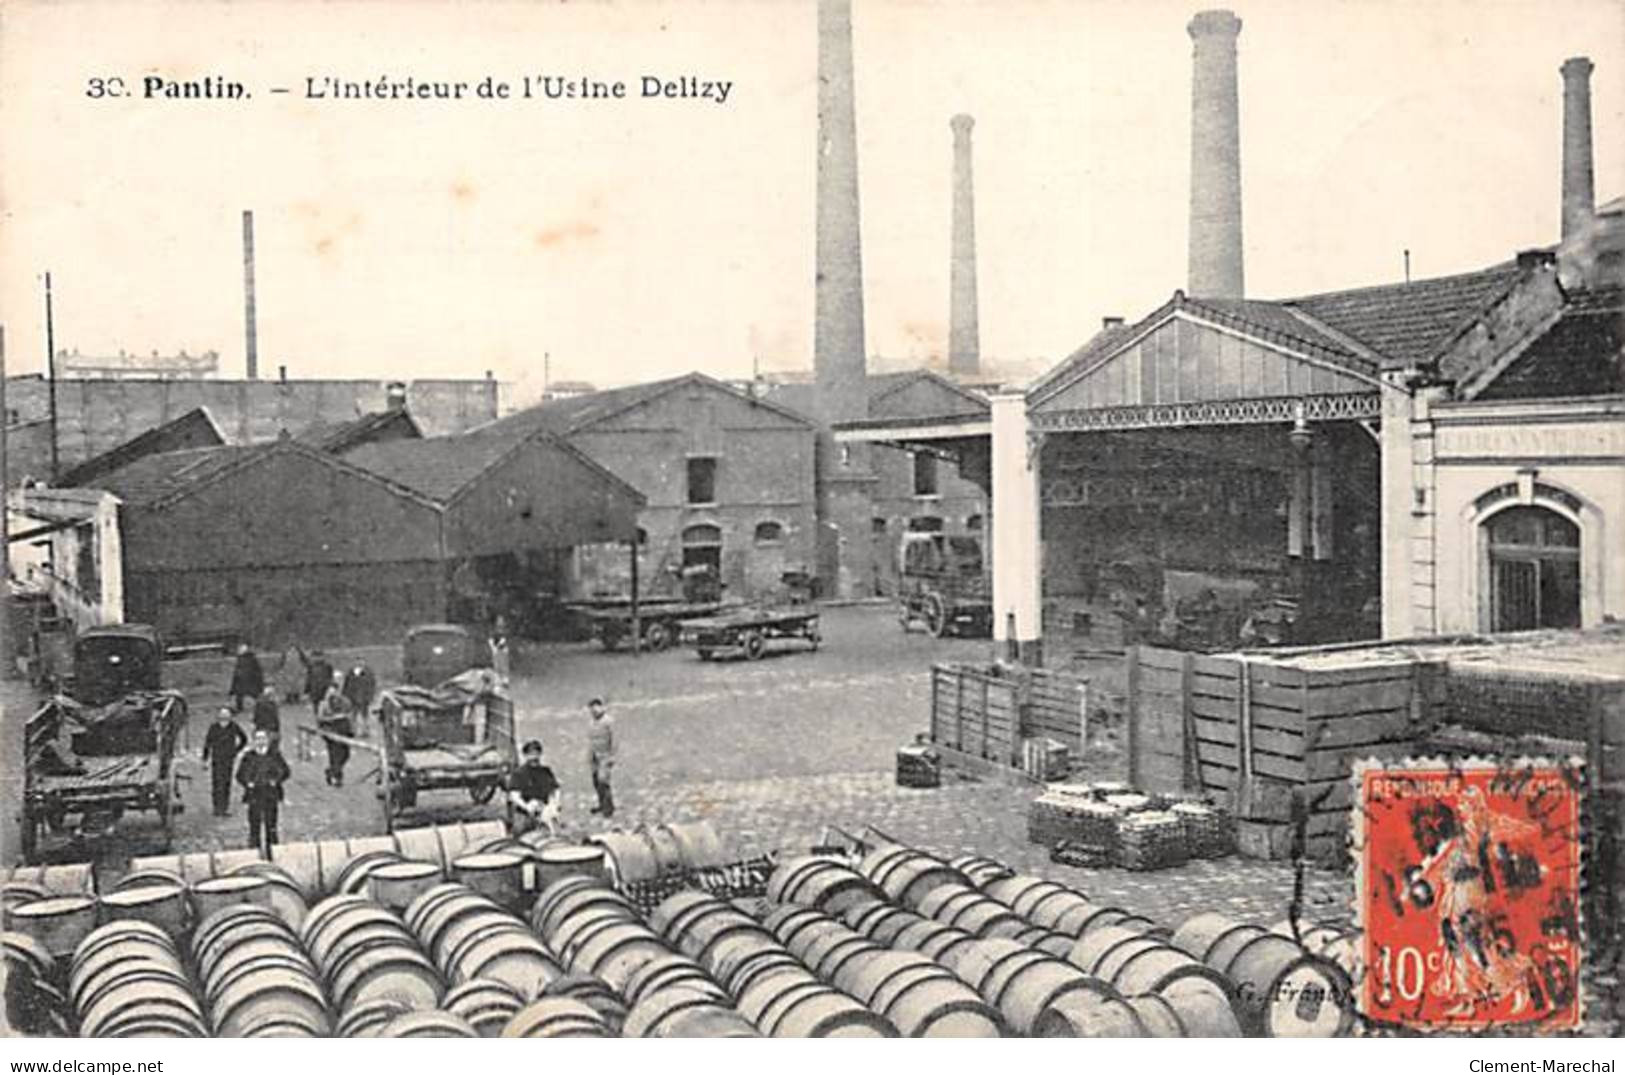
(1483, 506), (1580, 631)
(681, 523), (723, 573)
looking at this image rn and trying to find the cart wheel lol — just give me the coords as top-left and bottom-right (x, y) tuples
(924, 594), (950, 638)
(743, 631), (766, 661)
(643, 622), (671, 651)
(469, 781), (498, 805)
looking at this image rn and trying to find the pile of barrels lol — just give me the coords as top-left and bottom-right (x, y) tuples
(4, 826), (1358, 1038)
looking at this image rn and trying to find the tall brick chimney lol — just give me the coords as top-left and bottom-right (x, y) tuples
(1560, 57), (1595, 241)
(948, 113), (980, 378)
(242, 210), (259, 379)
(1187, 9), (1244, 299)
(814, 0), (868, 424)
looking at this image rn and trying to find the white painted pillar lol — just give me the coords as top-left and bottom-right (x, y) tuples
(990, 392), (1042, 661)
(1379, 373), (1416, 638)
(99, 497), (125, 625)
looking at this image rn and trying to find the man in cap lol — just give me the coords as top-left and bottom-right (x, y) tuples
(507, 739), (560, 837)
(236, 729), (291, 855)
(200, 707), (247, 817)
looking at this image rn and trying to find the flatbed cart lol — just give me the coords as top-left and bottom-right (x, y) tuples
(681, 606), (821, 661)
(372, 672), (517, 833)
(569, 598), (739, 652)
(22, 690), (188, 862)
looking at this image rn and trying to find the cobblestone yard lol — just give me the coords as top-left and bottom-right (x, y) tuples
(16, 604), (1349, 930)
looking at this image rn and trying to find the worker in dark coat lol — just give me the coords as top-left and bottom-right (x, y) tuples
(506, 739), (560, 837)
(228, 643), (265, 712)
(317, 671), (355, 786)
(200, 707), (248, 817)
(342, 661), (377, 723)
(252, 685), (282, 747)
(297, 648), (334, 717)
(236, 729), (291, 855)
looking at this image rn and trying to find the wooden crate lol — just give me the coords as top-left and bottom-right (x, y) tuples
(1129, 645), (1432, 861)
(929, 664), (1090, 773)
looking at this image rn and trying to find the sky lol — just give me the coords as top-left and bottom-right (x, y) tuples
(1, 0), (1621, 403)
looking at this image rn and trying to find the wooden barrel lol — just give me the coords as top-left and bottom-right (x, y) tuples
(589, 831), (660, 884)
(201, 946), (319, 1012)
(1221, 932), (1353, 1037)
(765, 857), (881, 914)
(721, 947), (805, 997)
(381, 1010), (479, 1037)
(922, 888), (1028, 939)
(458, 820), (511, 855)
(12, 895), (98, 959)
(430, 906), (522, 970)
(948, 939), (1120, 1037)
(654, 892), (768, 963)
(177, 852), (217, 886)
(211, 967), (331, 1038)
(550, 906), (648, 968)
(79, 982), (207, 1038)
(622, 952), (728, 1009)
(125, 854), (186, 880)
(392, 827), (446, 871)
(5, 863), (97, 897)
(329, 946), (443, 1012)
(98, 885), (188, 934)
(450, 853), (526, 910)
(242, 1013), (327, 1037)
(316, 839), (353, 896)
(404, 884), (486, 944)
(2, 881), (49, 914)
(223, 862), (310, 930)
(982, 874), (1078, 920)
(623, 985), (742, 1038)
(1029, 989), (1146, 1037)
(753, 978), (898, 1038)
(448, 930), (562, 996)
(540, 972), (628, 1032)
(565, 922), (667, 994)
(530, 877), (635, 940)
(345, 834), (400, 860)
(644, 825), (687, 876)
(890, 918), (976, 963)
(1170, 911), (1247, 963)
(1069, 925), (1236, 1005)
(211, 849), (265, 877)
(1272, 920), (1360, 981)
(534, 844), (608, 893)
(268, 841), (322, 902)
(704, 930), (789, 991)
(443, 979), (526, 1036)
(191, 876), (270, 921)
(949, 854), (1015, 886)
(192, 905), (290, 981)
(334, 850), (407, 896)
(660, 821), (727, 870)
(859, 847), (966, 910)
(336, 998), (416, 1038)
(501, 997), (612, 1038)
(660, 1006), (761, 1037)
(838, 948), (1004, 1038)
(1159, 976), (1244, 1036)
(369, 861), (444, 912)
(111, 867), (187, 893)
(1126, 993), (1186, 1036)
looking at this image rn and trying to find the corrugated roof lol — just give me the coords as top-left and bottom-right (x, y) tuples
(85, 444), (263, 505)
(59, 407), (225, 487)
(340, 435), (525, 504)
(295, 409), (422, 453)
(1282, 263), (1523, 370)
(759, 369), (989, 422)
(472, 375), (695, 440)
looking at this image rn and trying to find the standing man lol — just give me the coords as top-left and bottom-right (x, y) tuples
(228, 643), (265, 713)
(489, 617), (512, 681)
(252, 685), (282, 749)
(342, 660), (377, 726)
(236, 729), (291, 855)
(297, 647), (334, 717)
(506, 739), (560, 837)
(201, 707), (247, 818)
(586, 697), (615, 818)
(317, 670), (355, 787)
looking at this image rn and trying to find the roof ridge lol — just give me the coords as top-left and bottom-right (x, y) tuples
(1278, 261), (1519, 306)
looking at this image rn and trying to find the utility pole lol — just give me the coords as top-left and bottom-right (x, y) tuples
(44, 273), (59, 483)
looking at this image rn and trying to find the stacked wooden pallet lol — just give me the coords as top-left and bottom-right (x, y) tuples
(1116, 811), (1189, 871)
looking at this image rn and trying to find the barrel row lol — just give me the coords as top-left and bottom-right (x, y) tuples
(1065, 924), (1244, 1035)
(67, 920), (206, 1037)
(402, 881), (564, 999)
(1173, 912), (1356, 1037)
(758, 903), (995, 1037)
(856, 843), (973, 911)
(189, 902), (331, 1037)
(302, 894), (444, 1027)
(3, 862), (98, 901)
(124, 820), (508, 902)
(832, 899), (1156, 1037)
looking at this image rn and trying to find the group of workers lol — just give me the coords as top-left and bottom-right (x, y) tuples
(206, 642), (617, 856)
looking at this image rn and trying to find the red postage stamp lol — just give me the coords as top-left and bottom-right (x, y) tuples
(1354, 758), (1584, 1032)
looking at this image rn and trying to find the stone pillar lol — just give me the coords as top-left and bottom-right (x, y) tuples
(991, 393), (1042, 664)
(1187, 9), (1245, 299)
(948, 114), (980, 378)
(1310, 441), (1334, 561)
(1379, 373), (1416, 639)
(1561, 57), (1595, 242)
